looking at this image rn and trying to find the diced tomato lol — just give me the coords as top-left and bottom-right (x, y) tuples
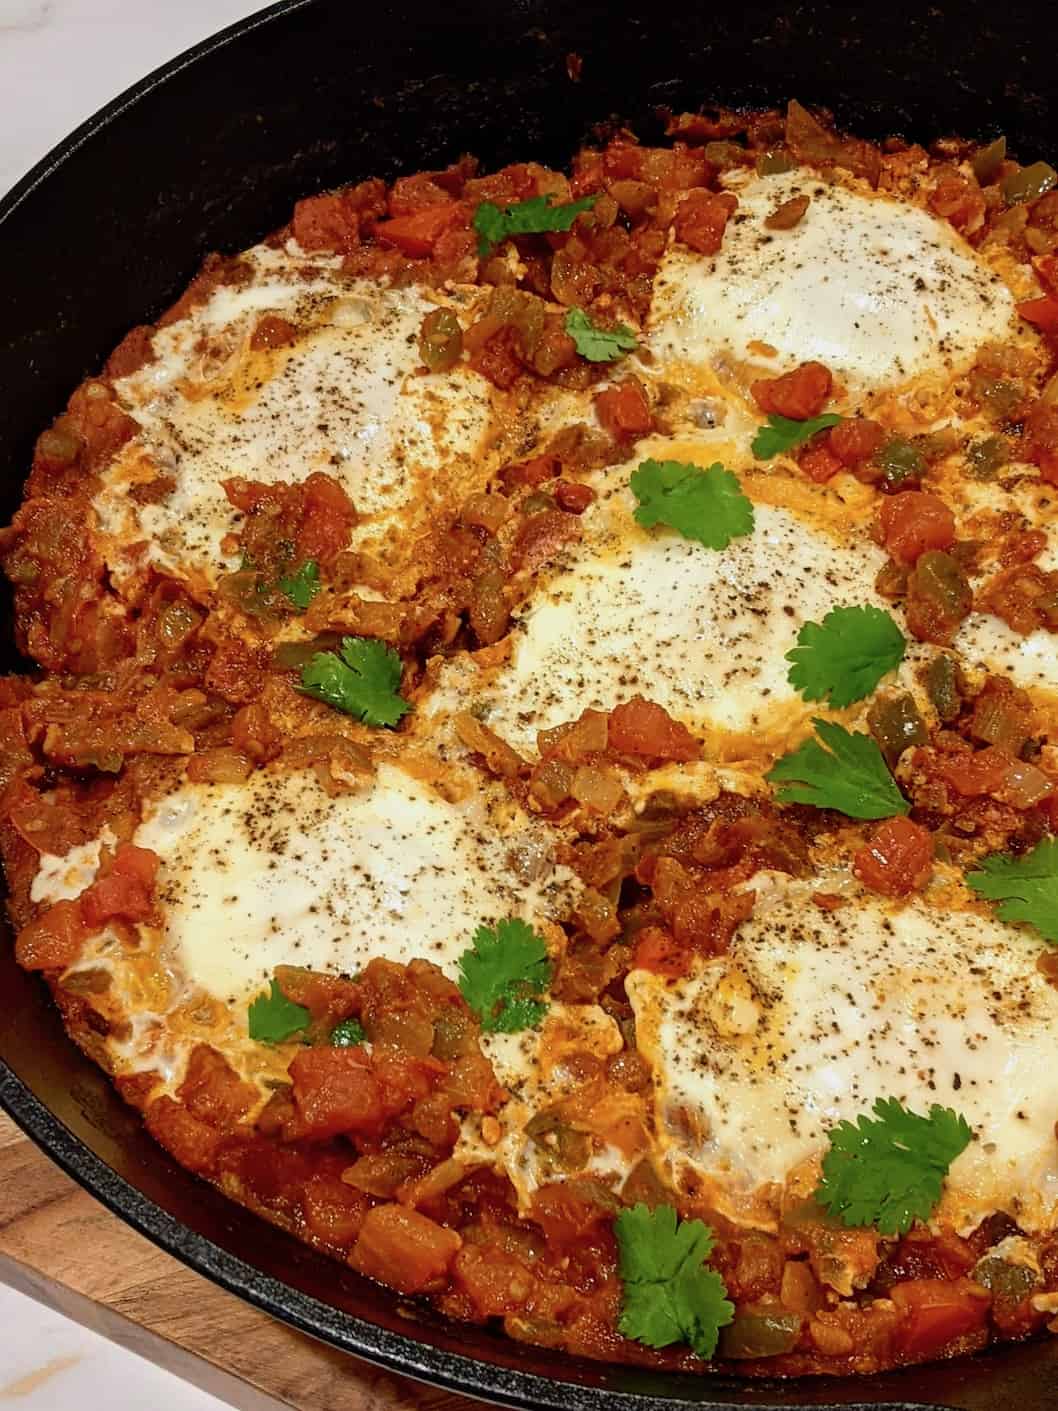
(853, 817), (934, 898)
(178, 1044), (257, 1129)
(751, 360), (833, 420)
(374, 204), (467, 258)
(144, 1096), (223, 1175)
(300, 1173), (369, 1250)
(468, 326), (523, 390)
(451, 1245), (532, 1318)
(799, 442), (843, 483)
(608, 696), (699, 762)
(928, 168), (986, 232)
(890, 1277), (990, 1360)
(1024, 400), (1058, 484)
(349, 1203), (461, 1294)
(936, 746), (1017, 798)
(978, 561), (1058, 634)
(292, 192), (361, 255)
(879, 492), (956, 565)
(1018, 295), (1058, 334)
(594, 380), (652, 439)
(387, 173), (455, 218)
(230, 702), (280, 762)
(935, 745), (1053, 808)
(553, 480), (596, 513)
(672, 189), (738, 255)
(80, 844), (159, 927)
(286, 1047), (385, 1141)
(371, 1048), (446, 1120)
(830, 417), (886, 467)
(633, 925), (690, 978)
(14, 899), (87, 971)
(530, 1180), (611, 1246)
(296, 471), (358, 563)
(512, 508), (581, 571)
(1033, 254), (1058, 297)
(498, 454), (560, 489)
(274, 965), (359, 1026)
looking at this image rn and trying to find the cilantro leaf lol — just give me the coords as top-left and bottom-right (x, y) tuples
(615, 1204), (734, 1360)
(564, 308), (638, 363)
(299, 636), (410, 728)
(278, 560), (321, 611)
(786, 605), (906, 709)
(815, 1097), (973, 1236)
(248, 978), (311, 1045)
(457, 918), (551, 1033)
(630, 459), (754, 551)
(967, 837), (1058, 944)
(330, 1017), (367, 1047)
(767, 719), (909, 819)
(473, 194), (598, 256)
(752, 412), (843, 461)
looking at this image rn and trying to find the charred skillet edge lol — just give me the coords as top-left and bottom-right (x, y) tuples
(0, 1068), (961, 1411)
(0, 2), (1052, 1408)
(0, 0), (310, 225)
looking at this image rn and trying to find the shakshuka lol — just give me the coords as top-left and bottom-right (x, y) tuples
(3, 99), (1058, 1376)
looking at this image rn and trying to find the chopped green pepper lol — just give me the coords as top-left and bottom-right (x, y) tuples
(867, 693), (929, 769)
(1002, 161), (1058, 207)
(525, 1108), (591, 1172)
(756, 150), (796, 176)
(973, 1255), (1038, 1306)
(926, 654), (962, 723)
(874, 437), (926, 491)
(718, 1308), (803, 1360)
(966, 435), (1009, 480)
(418, 308), (463, 372)
(972, 136), (1007, 186)
(330, 1018), (366, 1047)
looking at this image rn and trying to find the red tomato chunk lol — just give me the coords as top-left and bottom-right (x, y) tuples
(608, 697), (699, 762)
(672, 190), (738, 254)
(350, 1204), (462, 1294)
(879, 492), (956, 565)
(751, 360), (833, 420)
(853, 818), (934, 897)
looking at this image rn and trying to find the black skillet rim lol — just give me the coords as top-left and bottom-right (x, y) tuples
(0, 4), (1041, 1409)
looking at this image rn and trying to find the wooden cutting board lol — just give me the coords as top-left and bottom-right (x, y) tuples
(0, 1112), (488, 1411)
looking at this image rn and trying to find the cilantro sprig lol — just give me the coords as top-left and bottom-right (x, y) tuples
(458, 918), (551, 1033)
(631, 459), (754, 551)
(786, 605), (906, 709)
(299, 636), (411, 728)
(615, 1204), (734, 1360)
(752, 412), (842, 461)
(767, 719), (909, 819)
(278, 559), (321, 611)
(473, 194), (598, 257)
(248, 978), (311, 1045)
(565, 308), (638, 363)
(815, 1098), (973, 1236)
(967, 838), (1058, 944)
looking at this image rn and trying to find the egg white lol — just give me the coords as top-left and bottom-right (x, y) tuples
(648, 170), (1017, 394)
(629, 872), (1058, 1234)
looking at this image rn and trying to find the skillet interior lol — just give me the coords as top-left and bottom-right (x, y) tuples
(1, 1), (1057, 1405)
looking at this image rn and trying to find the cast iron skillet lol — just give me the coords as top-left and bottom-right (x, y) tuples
(1, 2), (1057, 1406)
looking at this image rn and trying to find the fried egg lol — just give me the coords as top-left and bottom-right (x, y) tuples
(91, 245), (552, 596)
(647, 170), (1017, 395)
(629, 873), (1058, 1235)
(36, 760), (579, 1090)
(428, 444), (893, 764)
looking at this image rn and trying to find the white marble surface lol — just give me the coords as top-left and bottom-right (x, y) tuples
(0, 1285), (228, 1410)
(0, 6), (268, 1403)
